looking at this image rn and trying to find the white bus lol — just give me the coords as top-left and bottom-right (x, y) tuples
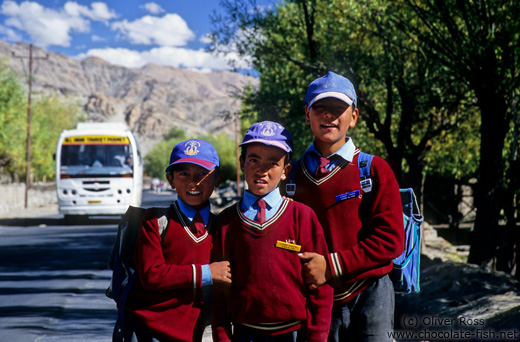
(55, 122), (143, 220)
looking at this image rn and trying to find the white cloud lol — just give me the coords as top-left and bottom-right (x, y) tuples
(91, 34), (105, 42)
(141, 2), (164, 15)
(1, 1), (89, 47)
(77, 47), (144, 68)
(111, 13), (195, 47)
(64, 1), (116, 23)
(0, 23), (21, 41)
(199, 34), (212, 45)
(76, 46), (251, 71)
(0, 1), (117, 48)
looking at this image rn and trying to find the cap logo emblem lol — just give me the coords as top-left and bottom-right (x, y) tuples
(184, 140), (201, 156)
(260, 123), (276, 137)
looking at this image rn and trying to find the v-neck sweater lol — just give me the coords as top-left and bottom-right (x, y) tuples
(211, 199), (333, 342)
(126, 204), (215, 342)
(283, 150), (404, 304)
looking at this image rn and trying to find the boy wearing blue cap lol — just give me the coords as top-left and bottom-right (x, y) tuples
(211, 121), (333, 342)
(125, 139), (232, 342)
(282, 72), (404, 341)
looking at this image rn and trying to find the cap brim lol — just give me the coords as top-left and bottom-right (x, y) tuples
(165, 158), (216, 172)
(239, 139), (291, 153)
(308, 92), (353, 108)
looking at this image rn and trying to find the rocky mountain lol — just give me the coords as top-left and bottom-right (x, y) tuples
(0, 40), (258, 154)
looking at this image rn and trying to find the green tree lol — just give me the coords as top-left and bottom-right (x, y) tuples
(399, 0), (520, 267)
(210, 0), (470, 203)
(31, 95), (85, 181)
(163, 126), (187, 141)
(0, 61), (84, 182)
(0, 62), (26, 180)
(144, 138), (176, 179)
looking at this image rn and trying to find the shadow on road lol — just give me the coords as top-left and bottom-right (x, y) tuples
(0, 215), (122, 227)
(0, 220), (119, 341)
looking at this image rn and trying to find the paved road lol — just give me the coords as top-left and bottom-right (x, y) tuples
(0, 190), (213, 341)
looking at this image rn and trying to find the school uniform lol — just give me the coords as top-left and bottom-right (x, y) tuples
(125, 199), (215, 342)
(284, 138), (404, 342)
(211, 188), (333, 342)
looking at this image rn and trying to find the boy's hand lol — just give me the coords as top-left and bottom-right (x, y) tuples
(298, 252), (331, 290)
(210, 261), (232, 284)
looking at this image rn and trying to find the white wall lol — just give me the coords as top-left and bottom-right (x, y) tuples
(0, 183), (57, 216)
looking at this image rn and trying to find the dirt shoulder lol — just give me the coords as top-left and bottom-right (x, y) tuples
(394, 225), (520, 340)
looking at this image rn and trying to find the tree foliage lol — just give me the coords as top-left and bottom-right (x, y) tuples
(398, 0), (520, 266)
(210, 0), (474, 199)
(0, 62), (26, 179)
(31, 95), (85, 181)
(0, 63), (84, 182)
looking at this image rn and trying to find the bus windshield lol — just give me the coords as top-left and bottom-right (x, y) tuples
(60, 143), (134, 176)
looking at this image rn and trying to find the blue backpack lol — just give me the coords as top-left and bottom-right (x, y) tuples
(358, 152), (423, 293)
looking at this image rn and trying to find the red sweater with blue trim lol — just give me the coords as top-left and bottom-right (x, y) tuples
(282, 151), (404, 304)
(126, 204), (214, 342)
(211, 199), (333, 342)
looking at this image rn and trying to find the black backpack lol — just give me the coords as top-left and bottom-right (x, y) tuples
(106, 206), (170, 341)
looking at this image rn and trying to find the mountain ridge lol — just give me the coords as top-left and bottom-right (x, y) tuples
(0, 40), (257, 153)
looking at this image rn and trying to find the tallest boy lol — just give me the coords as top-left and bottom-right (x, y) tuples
(282, 72), (404, 341)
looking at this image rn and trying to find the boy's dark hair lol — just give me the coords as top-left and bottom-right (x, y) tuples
(240, 144), (291, 166)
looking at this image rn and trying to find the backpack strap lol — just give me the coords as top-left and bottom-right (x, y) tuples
(156, 207), (170, 237)
(284, 158), (301, 196)
(358, 152), (374, 193)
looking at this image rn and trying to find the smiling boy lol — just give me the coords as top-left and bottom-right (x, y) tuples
(282, 72), (404, 341)
(211, 121), (333, 342)
(125, 139), (232, 342)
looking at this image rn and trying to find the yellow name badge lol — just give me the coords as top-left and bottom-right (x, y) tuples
(275, 240), (301, 252)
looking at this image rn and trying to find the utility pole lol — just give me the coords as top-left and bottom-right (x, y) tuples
(12, 44), (48, 208)
(235, 111), (241, 197)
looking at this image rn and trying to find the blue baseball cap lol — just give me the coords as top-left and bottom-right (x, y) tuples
(304, 71), (357, 108)
(165, 139), (219, 173)
(240, 121), (293, 153)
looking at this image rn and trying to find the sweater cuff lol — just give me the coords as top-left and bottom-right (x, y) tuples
(327, 252), (344, 278)
(191, 264), (203, 288)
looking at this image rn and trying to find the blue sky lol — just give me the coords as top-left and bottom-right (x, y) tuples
(0, 0), (274, 72)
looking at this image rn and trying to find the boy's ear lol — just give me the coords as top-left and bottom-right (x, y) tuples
(166, 173), (175, 190)
(350, 107), (359, 128)
(239, 156), (245, 172)
(281, 163), (292, 181)
(305, 105), (310, 124)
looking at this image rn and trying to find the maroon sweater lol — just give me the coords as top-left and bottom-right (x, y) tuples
(283, 150), (404, 304)
(126, 204), (214, 342)
(211, 199), (333, 342)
